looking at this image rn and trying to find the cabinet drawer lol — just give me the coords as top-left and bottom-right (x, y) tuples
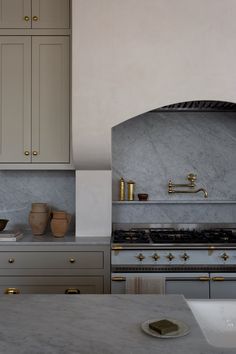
(0, 276), (103, 294)
(0, 252), (104, 269)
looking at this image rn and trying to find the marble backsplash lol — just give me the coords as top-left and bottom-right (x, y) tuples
(0, 170), (75, 233)
(112, 111), (236, 223)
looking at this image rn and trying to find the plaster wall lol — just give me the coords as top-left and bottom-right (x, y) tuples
(72, 0), (236, 169)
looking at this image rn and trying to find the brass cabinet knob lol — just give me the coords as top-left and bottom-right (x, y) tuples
(181, 253), (190, 262)
(166, 253), (175, 261)
(32, 16), (39, 21)
(65, 288), (80, 294)
(152, 253), (160, 261)
(32, 151), (38, 156)
(69, 257), (76, 264)
(8, 258), (15, 264)
(4, 288), (20, 294)
(24, 16), (30, 22)
(24, 151), (30, 156)
(221, 252), (229, 261)
(136, 253), (145, 261)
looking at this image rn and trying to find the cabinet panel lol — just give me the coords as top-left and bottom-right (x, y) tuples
(0, 37), (31, 162)
(0, 251), (104, 269)
(0, 0), (31, 28)
(32, 36), (69, 163)
(32, 0), (70, 29)
(1, 276), (104, 294)
(210, 273), (236, 299)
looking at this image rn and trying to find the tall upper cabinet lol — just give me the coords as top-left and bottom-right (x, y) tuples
(0, 0), (71, 168)
(0, 0), (69, 29)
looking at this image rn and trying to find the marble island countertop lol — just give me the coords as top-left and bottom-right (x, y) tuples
(0, 294), (235, 354)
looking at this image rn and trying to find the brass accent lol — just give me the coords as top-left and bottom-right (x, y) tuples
(69, 257), (76, 264)
(32, 151), (38, 156)
(127, 181), (135, 201)
(112, 246), (123, 250)
(24, 151), (30, 156)
(168, 174), (208, 198)
(65, 288), (80, 294)
(199, 277), (211, 281)
(111, 276), (126, 281)
(136, 253), (145, 261)
(8, 258), (15, 264)
(24, 16), (30, 21)
(166, 253), (175, 261)
(152, 253), (160, 261)
(32, 16), (39, 21)
(212, 277), (225, 281)
(220, 252), (229, 261)
(181, 253), (190, 262)
(119, 178), (125, 201)
(4, 288), (20, 294)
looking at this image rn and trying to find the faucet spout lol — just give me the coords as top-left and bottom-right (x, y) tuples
(195, 188), (208, 198)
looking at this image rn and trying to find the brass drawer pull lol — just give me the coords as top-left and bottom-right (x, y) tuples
(32, 16), (39, 21)
(24, 16), (30, 22)
(5, 288), (20, 295)
(212, 277), (225, 281)
(32, 151), (38, 156)
(8, 258), (15, 264)
(65, 288), (80, 295)
(24, 151), (30, 156)
(69, 257), (76, 264)
(112, 276), (126, 281)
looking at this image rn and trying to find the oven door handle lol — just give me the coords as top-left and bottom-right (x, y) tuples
(167, 277), (211, 281)
(112, 276), (126, 281)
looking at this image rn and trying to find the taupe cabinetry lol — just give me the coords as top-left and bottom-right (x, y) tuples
(0, 0), (69, 29)
(0, 244), (110, 294)
(0, 36), (69, 163)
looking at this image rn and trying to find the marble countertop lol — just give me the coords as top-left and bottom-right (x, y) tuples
(0, 231), (111, 245)
(0, 294), (234, 354)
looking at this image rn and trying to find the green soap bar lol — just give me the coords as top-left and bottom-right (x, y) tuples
(149, 319), (179, 335)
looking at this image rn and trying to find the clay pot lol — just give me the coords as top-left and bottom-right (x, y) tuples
(50, 211), (71, 237)
(29, 203), (50, 235)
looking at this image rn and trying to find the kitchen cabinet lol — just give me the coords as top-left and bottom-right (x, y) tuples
(0, 0), (70, 29)
(0, 242), (110, 294)
(0, 36), (69, 163)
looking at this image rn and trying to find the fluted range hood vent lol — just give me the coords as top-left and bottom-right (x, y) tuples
(152, 100), (236, 112)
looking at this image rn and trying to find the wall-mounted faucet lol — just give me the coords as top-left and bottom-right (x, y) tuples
(168, 173), (208, 198)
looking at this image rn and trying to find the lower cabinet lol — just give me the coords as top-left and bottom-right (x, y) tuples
(2, 276), (103, 294)
(0, 243), (110, 294)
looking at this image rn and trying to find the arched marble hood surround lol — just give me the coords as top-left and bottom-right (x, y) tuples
(72, 0), (236, 170)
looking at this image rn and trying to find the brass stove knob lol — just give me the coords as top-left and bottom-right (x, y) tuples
(166, 253), (175, 261)
(181, 253), (190, 262)
(136, 253), (145, 261)
(220, 252), (229, 261)
(152, 253), (160, 261)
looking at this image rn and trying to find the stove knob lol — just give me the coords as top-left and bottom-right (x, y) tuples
(220, 252), (229, 261)
(181, 253), (190, 262)
(166, 253), (175, 261)
(136, 253), (145, 261)
(152, 253), (160, 261)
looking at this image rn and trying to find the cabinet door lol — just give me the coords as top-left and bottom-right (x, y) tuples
(0, 0), (31, 28)
(0, 37), (31, 163)
(32, 36), (69, 163)
(32, 0), (70, 29)
(210, 273), (236, 299)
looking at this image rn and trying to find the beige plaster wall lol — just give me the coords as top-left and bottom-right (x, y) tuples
(72, 0), (236, 169)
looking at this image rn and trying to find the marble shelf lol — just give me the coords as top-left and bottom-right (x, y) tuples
(113, 200), (236, 204)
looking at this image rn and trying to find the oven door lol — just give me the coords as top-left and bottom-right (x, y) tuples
(112, 272), (210, 299)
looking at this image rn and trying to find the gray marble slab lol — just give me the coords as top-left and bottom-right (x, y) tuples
(0, 294), (234, 354)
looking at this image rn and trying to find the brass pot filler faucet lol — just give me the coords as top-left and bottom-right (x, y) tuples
(168, 173), (208, 198)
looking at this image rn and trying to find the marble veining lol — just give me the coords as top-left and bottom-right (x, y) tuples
(112, 111), (236, 223)
(0, 294), (234, 354)
(0, 171), (75, 232)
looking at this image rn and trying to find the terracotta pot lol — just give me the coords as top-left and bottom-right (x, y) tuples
(31, 203), (48, 213)
(29, 211), (49, 235)
(50, 211), (71, 237)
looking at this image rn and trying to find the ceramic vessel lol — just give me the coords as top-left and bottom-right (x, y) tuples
(29, 203), (49, 235)
(50, 211), (71, 237)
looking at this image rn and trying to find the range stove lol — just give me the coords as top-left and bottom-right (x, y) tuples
(111, 224), (236, 297)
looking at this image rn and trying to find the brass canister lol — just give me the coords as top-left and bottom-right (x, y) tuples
(127, 181), (135, 201)
(119, 178), (125, 201)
